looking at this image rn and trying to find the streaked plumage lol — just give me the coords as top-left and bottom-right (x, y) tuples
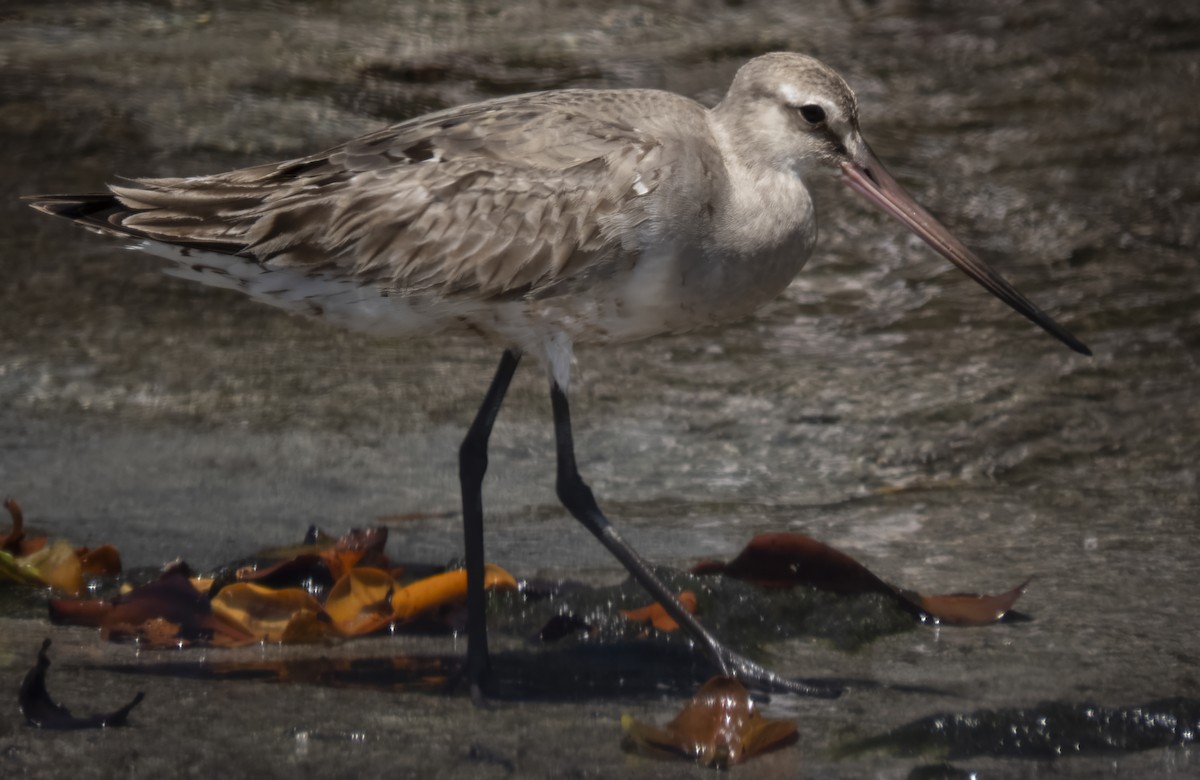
(26, 53), (1088, 695)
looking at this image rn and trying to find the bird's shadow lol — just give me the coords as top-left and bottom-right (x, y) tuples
(86, 641), (943, 704)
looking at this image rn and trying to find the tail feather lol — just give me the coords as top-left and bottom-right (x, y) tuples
(23, 192), (453, 338)
(23, 193), (247, 255)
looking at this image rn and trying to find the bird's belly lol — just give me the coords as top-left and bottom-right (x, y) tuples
(137, 231), (811, 353)
(140, 240), (469, 337)
(527, 237), (812, 345)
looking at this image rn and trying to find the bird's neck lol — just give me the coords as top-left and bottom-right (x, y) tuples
(706, 113), (817, 258)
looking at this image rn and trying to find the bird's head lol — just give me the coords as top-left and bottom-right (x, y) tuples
(715, 52), (1090, 356)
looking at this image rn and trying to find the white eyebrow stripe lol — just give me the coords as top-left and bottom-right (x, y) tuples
(780, 83), (810, 106)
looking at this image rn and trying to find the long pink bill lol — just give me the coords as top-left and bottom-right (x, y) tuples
(841, 144), (1090, 356)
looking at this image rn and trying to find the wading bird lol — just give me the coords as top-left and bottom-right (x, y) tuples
(27, 53), (1089, 699)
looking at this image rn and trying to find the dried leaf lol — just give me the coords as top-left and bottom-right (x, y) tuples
(76, 544), (122, 577)
(138, 617), (186, 647)
(22, 537), (49, 556)
(48, 597), (114, 627)
(210, 582), (326, 642)
(1, 500), (119, 588)
(334, 526), (389, 553)
(333, 526), (390, 568)
(95, 569), (253, 646)
(2, 497), (28, 554)
(302, 526), (393, 581)
(250, 526), (388, 578)
(39, 518), (519, 649)
(695, 532), (1029, 628)
(622, 676), (798, 767)
(693, 532), (892, 595)
(324, 567), (396, 636)
(279, 609), (338, 643)
(319, 548), (366, 583)
(910, 580), (1030, 626)
(234, 553), (333, 599)
(205, 612), (267, 648)
(19, 639), (144, 730)
(101, 570), (210, 631)
(21, 540), (84, 595)
(2, 499), (48, 557)
(619, 591), (698, 632)
(391, 565), (517, 622)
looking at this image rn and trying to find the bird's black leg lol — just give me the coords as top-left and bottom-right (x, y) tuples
(550, 382), (840, 698)
(459, 349), (521, 703)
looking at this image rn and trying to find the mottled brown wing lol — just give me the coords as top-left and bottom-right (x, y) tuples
(109, 92), (670, 298)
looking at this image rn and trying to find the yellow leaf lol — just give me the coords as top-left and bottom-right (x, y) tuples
(21, 540), (84, 595)
(325, 567), (396, 636)
(210, 582), (324, 642)
(280, 609), (338, 644)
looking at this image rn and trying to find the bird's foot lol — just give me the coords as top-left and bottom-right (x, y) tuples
(443, 655), (495, 708)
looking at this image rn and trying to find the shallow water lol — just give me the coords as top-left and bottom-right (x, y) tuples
(1, 0), (1198, 777)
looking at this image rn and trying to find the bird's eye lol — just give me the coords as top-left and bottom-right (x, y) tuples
(798, 104), (826, 124)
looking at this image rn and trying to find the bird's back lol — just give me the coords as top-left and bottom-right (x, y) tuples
(27, 84), (813, 355)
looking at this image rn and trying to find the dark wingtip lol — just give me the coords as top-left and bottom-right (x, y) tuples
(25, 192), (250, 256)
(23, 193), (118, 220)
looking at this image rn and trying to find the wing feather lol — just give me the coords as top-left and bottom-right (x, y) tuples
(104, 91), (685, 299)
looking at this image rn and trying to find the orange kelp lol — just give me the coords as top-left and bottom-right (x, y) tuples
(619, 591), (698, 632)
(48, 527), (518, 647)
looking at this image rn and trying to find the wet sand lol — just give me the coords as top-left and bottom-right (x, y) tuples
(1, 1), (1198, 776)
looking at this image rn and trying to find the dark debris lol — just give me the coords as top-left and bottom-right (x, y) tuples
(19, 639), (145, 730)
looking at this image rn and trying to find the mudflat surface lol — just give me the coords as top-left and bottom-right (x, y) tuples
(1, 1), (1198, 777)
